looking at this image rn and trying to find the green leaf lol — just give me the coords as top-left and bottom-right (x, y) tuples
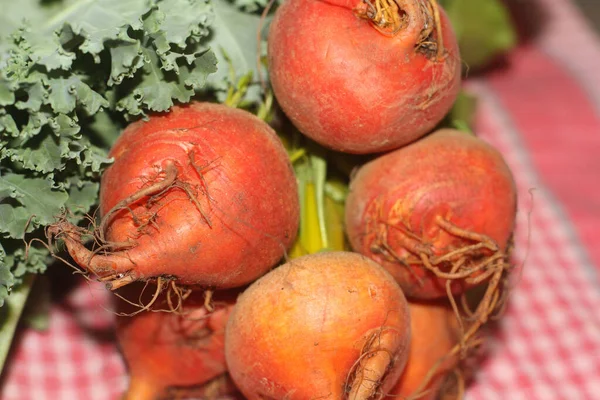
(0, 0), (80, 38)
(116, 49), (179, 114)
(0, 243), (50, 306)
(24, 113), (54, 140)
(108, 39), (145, 86)
(43, 0), (151, 59)
(45, 77), (78, 113)
(145, 0), (213, 74)
(10, 246), (49, 280)
(80, 145), (113, 174)
(87, 108), (123, 147)
(0, 244), (12, 304)
(0, 174), (69, 238)
(46, 75), (109, 114)
(113, 0), (217, 116)
(51, 113), (80, 138)
(0, 79), (15, 105)
(117, 47), (217, 115)
(441, 0), (517, 70)
(21, 29), (76, 71)
(206, 0), (266, 103)
(15, 81), (46, 111)
(10, 133), (65, 173)
(68, 77), (110, 115)
(230, 0), (270, 13)
(0, 114), (18, 137)
(156, 0), (213, 48)
(6, 114), (108, 175)
(65, 179), (100, 217)
(180, 50), (219, 89)
(0, 205), (39, 239)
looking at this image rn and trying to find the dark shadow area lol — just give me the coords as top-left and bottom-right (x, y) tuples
(572, 0), (600, 34)
(56, 302), (117, 344)
(503, 0), (550, 44)
(464, 52), (513, 78)
(46, 257), (84, 303)
(50, 255), (117, 344)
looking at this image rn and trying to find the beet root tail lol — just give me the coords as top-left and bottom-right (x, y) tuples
(347, 327), (407, 400)
(48, 219), (138, 290)
(122, 376), (161, 400)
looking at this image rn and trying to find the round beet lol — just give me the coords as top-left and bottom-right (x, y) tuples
(116, 286), (239, 400)
(225, 251), (411, 400)
(268, 0), (461, 154)
(389, 300), (460, 400)
(52, 102), (299, 290)
(345, 129), (517, 300)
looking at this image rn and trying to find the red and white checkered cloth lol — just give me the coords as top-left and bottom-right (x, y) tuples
(3, 0), (600, 398)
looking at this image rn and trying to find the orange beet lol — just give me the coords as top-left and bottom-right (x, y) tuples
(116, 285), (240, 400)
(161, 373), (243, 400)
(53, 102), (299, 290)
(268, 0), (461, 154)
(345, 129), (517, 299)
(225, 251), (411, 400)
(388, 301), (460, 400)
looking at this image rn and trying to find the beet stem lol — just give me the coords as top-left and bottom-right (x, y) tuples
(427, 0), (445, 60)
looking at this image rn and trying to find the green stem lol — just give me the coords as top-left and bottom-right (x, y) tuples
(0, 274), (35, 374)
